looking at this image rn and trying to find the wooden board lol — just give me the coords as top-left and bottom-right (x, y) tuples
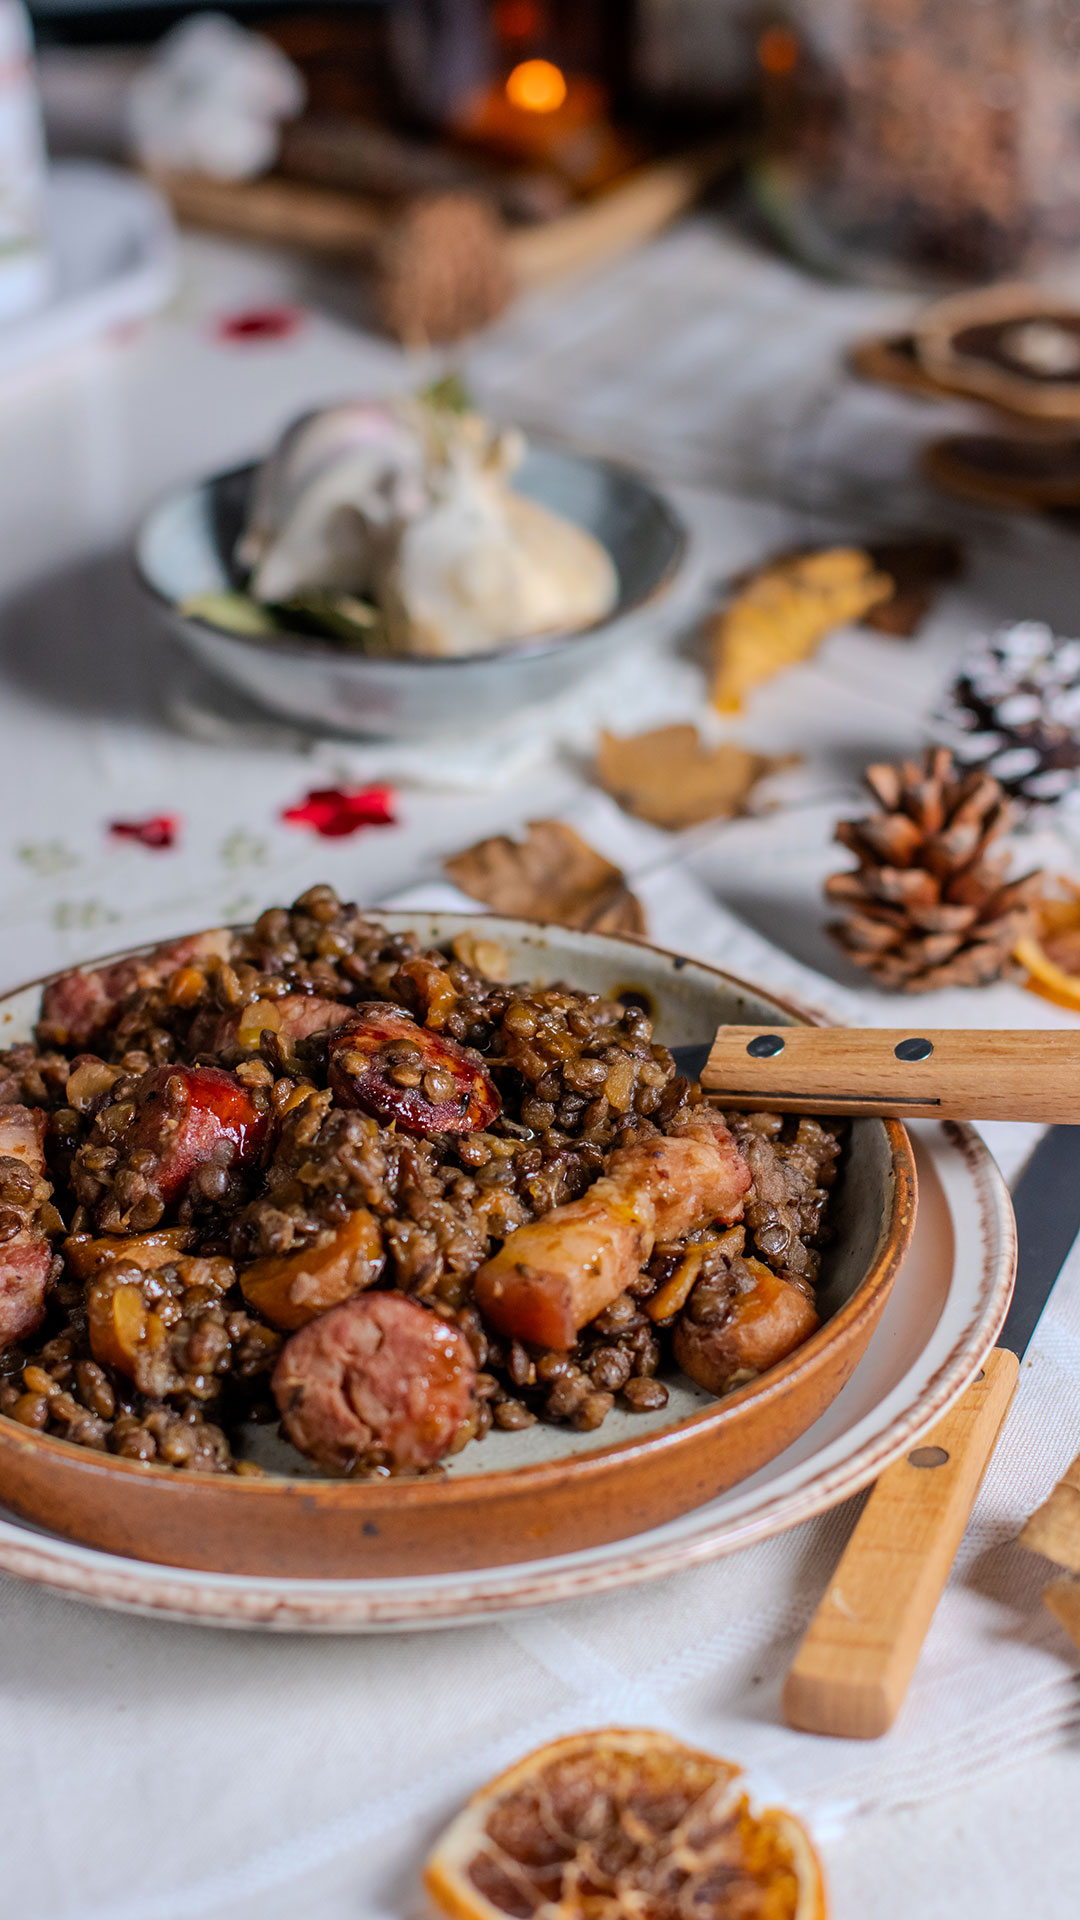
(152, 144), (732, 292)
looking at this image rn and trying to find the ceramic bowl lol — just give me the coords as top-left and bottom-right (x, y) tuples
(0, 915), (917, 1579)
(133, 448), (686, 740)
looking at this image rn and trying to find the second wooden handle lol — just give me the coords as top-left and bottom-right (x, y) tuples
(782, 1347), (1019, 1738)
(703, 1027), (1080, 1121)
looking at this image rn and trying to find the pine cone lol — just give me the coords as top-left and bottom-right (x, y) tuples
(938, 620), (1080, 815)
(371, 192), (514, 346)
(825, 748), (1045, 992)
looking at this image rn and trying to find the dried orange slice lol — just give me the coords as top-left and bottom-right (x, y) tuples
(1015, 885), (1080, 1011)
(423, 1728), (826, 1920)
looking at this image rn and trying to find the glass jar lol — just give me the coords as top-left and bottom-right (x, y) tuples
(757, 0), (1080, 285)
(0, 0), (49, 321)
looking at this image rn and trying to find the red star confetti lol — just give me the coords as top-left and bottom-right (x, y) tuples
(214, 305), (306, 345)
(281, 784), (397, 838)
(108, 815), (180, 851)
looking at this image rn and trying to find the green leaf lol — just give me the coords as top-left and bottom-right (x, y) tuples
(182, 591), (280, 635)
(272, 593), (389, 651)
(418, 371), (471, 416)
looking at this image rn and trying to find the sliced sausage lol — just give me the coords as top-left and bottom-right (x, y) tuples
(673, 1257), (820, 1396)
(474, 1109), (750, 1351)
(38, 930), (232, 1049)
(127, 1065), (270, 1206)
(0, 1105), (56, 1349)
(241, 1209), (384, 1331)
(328, 1003), (500, 1136)
(272, 1292), (476, 1471)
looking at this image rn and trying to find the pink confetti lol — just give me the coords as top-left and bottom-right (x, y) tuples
(214, 305), (306, 345)
(281, 784), (397, 838)
(108, 815), (180, 851)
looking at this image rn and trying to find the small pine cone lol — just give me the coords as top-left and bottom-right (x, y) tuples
(826, 747), (1045, 992)
(371, 192), (514, 345)
(938, 621), (1080, 812)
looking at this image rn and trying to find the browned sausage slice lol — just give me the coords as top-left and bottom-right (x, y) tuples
(272, 1292), (476, 1471)
(127, 1065), (270, 1205)
(673, 1258), (820, 1396)
(328, 1003), (500, 1136)
(474, 1108), (751, 1350)
(0, 1105), (56, 1348)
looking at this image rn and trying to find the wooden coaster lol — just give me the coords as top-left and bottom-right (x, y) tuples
(850, 333), (957, 401)
(923, 433), (1080, 512)
(918, 283), (1080, 421)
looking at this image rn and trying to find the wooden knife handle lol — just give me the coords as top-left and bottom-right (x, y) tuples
(704, 1027), (1080, 1121)
(782, 1348), (1019, 1738)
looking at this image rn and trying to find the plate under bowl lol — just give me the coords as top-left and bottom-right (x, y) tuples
(0, 915), (916, 1579)
(133, 448), (686, 739)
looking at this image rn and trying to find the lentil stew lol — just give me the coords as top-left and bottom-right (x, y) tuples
(0, 890), (843, 1480)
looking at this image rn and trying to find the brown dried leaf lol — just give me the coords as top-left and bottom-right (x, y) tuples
(1020, 1449), (1080, 1573)
(594, 726), (792, 831)
(864, 536), (964, 637)
(707, 547), (893, 713)
(1043, 1577), (1080, 1653)
(445, 820), (645, 936)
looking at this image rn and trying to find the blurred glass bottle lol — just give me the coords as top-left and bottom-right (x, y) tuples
(0, 0), (49, 321)
(755, 0), (1080, 286)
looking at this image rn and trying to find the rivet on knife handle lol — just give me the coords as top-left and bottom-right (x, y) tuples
(702, 1028), (1080, 1122)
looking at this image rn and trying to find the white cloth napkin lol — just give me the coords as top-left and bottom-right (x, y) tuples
(3, 799), (1074, 1920)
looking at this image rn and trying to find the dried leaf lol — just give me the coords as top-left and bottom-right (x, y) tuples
(1020, 1447), (1080, 1573)
(707, 548), (893, 713)
(1043, 1577), (1080, 1653)
(594, 725), (792, 831)
(864, 536), (964, 636)
(445, 820), (645, 935)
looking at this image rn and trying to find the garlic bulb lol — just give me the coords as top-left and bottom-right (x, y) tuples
(239, 395), (618, 655)
(239, 402), (426, 605)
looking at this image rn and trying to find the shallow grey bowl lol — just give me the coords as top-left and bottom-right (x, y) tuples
(134, 447), (686, 740)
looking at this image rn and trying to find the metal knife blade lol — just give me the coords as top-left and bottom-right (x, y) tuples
(670, 1040), (713, 1082)
(1000, 1124), (1080, 1358)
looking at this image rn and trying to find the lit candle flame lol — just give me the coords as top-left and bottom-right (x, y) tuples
(505, 59), (568, 115)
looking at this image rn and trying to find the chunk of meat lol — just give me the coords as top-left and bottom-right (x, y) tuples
(38, 930), (233, 1048)
(616, 1109), (753, 1244)
(674, 1258), (820, 1396)
(272, 1292), (476, 1471)
(0, 1105), (55, 1348)
(475, 1108), (751, 1350)
(328, 1004), (500, 1136)
(127, 1065), (269, 1205)
(188, 993), (352, 1062)
(241, 1209), (384, 1331)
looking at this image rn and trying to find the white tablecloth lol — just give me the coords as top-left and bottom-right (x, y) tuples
(3, 211), (1080, 1918)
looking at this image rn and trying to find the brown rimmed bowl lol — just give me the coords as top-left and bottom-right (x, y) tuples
(0, 915), (916, 1579)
